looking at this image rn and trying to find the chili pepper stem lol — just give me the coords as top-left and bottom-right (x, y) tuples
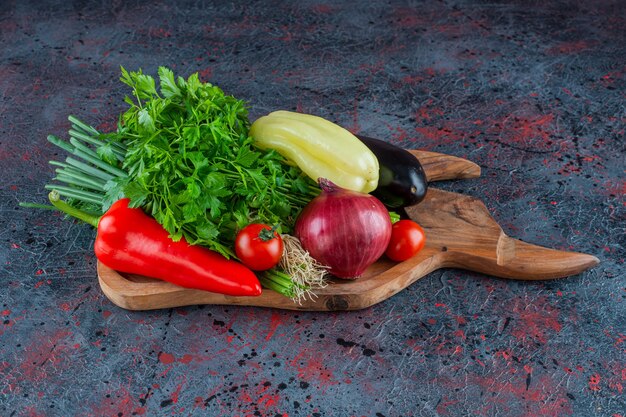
(48, 190), (100, 228)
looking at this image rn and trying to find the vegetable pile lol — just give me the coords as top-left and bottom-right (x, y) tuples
(27, 67), (430, 302)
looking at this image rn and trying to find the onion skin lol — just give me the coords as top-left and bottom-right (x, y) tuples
(295, 179), (392, 279)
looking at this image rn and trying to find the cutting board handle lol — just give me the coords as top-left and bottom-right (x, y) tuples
(408, 150), (480, 182)
(404, 188), (599, 280)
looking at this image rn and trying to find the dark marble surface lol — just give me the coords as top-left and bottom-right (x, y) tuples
(1, 1), (624, 416)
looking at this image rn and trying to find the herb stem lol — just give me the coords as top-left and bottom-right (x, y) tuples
(45, 188), (103, 205)
(49, 160), (71, 169)
(65, 157), (115, 181)
(53, 175), (104, 192)
(280, 192), (312, 206)
(261, 270), (290, 287)
(47, 191), (100, 227)
(259, 271), (294, 297)
(44, 185), (105, 204)
(276, 184), (318, 199)
(72, 149), (128, 178)
(68, 115), (100, 137)
(259, 269), (301, 298)
(55, 167), (107, 188)
(69, 129), (127, 155)
(69, 137), (101, 159)
(19, 202), (57, 210)
(258, 276), (292, 297)
(47, 135), (75, 154)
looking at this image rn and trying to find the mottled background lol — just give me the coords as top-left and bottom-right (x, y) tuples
(1, 0), (624, 416)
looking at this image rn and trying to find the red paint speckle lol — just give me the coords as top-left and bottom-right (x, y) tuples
(599, 68), (624, 88)
(401, 74), (425, 85)
(19, 330), (73, 382)
(89, 384), (144, 416)
(178, 354), (194, 365)
(265, 312), (283, 341)
(288, 349), (338, 391)
(96, 119), (117, 132)
(198, 67), (213, 81)
(471, 373), (573, 416)
(159, 352), (176, 364)
(392, 7), (427, 28)
(509, 296), (562, 344)
(546, 40), (597, 55)
(589, 373), (601, 391)
(415, 99), (444, 122)
(171, 378), (185, 404)
(149, 27), (172, 38)
(311, 4), (333, 14)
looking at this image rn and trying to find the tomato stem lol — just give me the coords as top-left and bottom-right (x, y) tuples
(258, 224), (279, 241)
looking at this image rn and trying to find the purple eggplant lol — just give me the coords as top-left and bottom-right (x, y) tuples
(357, 135), (428, 208)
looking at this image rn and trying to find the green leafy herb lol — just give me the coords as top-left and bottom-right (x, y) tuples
(111, 67), (318, 257)
(40, 67), (319, 261)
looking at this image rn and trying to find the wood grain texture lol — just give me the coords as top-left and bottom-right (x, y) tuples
(403, 189), (600, 280)
(408, 150), (481, 181)
(97, 151), (598, 311)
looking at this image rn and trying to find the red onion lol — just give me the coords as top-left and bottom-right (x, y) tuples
(295, 178), (392, 279)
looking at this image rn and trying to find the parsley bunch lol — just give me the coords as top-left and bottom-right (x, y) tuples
(41, 67), (319, 258)
(100, 67), (318, 257)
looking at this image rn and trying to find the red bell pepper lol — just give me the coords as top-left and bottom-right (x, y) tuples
(48, 192), (262, 297)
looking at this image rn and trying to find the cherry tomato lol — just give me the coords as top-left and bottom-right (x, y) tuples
(235, 224), (284, 271)
(385, 220), (426, 262)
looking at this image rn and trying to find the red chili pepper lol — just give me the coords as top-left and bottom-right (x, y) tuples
(49, 193), (262, 297)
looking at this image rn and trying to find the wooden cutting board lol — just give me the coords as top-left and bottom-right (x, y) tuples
(97, 150), (599, 311)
